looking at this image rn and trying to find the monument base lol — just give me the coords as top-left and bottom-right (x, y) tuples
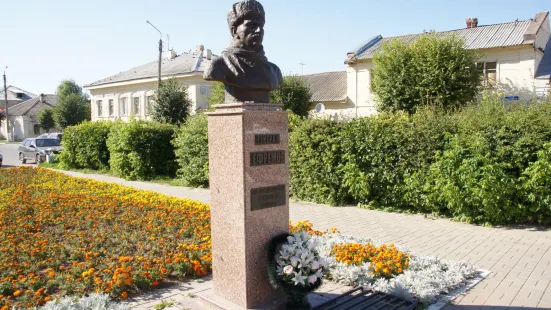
(198, 289), (286, 310)
(207, 102), (289, 309)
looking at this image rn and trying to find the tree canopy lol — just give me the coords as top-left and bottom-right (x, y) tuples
(270, 75), (313, 117)
(371, 33), (480, 113)
(53, 80), (90, 129)
(37, 108), (55, 132)
(152, 78), (192, 125)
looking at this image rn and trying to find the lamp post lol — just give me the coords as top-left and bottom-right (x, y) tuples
(2, 66), (9, 142)
(146, 20), (163, 91)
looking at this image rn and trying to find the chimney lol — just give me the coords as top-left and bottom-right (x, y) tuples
(40, 93), (45, 103)
(203, 49), (212, 60)
(196, 45), (204, 53)
(472, 18), (478, 27)
(466, 18), (472, 28)
(165, 50), (177, 60)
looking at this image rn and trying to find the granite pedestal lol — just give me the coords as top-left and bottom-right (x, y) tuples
(206, 103), (289, 309)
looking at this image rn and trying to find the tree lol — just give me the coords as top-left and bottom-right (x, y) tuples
(371, 33), (480, 114)
(56, 79), (83, 98)
(53, 80), (90, 129)
(152, 78), (193, 125)
(207, 82), (225, 107)
(54, 93), (91, 129)
(38, 108), (55, 132)
(270, 75), (313, 117)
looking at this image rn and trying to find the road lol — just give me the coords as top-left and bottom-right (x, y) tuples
(0, 143), (32, 168)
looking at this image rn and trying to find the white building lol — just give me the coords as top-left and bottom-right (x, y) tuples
(320, 11), (551, 118)
(85, 45), (216, 122)
(0, 86), (37, 140)
(7, 94), (60, 141)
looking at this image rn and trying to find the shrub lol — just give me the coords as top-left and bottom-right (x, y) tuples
(107, 121), (176, 180)
(172, 114), (209, 187)
(58, 121), (113, 170)
(289, 119), (349, 205)
(520, 143), (551, 225)
(372, 33), (479, 113)
(340, 109), (453, 210)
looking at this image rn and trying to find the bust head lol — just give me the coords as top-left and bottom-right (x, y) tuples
(227, 0), (265, 50)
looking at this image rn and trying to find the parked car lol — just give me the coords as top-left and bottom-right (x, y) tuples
(18, 138), (63, 164)
(0, 152), (2, 167)
(37, 132), (63, 141)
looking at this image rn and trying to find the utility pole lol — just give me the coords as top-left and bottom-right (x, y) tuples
(146, 20), (163, 91)
(2, 66), (9, 142)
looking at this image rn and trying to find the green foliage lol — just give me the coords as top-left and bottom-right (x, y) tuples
(58, 121), (114, 170)
(107, 121), (176, 180)
(270, 75), (313, 117)
(56, 79), (83, 98)
(372, 33), (479, 113)
(341, 109), (454, 210)
(289, 119), (350, 205)
(289, 97), (551, 225)
(172, 114), (209, 187)
(152, 78), (192, 125)
(207, 82), (225, 108)
(521, 143), (551, 224)
(53, 79), (91, 129)
(53, 93), (91, 129)
(38, 108), (55, 132)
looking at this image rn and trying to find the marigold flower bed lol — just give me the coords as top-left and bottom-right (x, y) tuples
(0, 167), (211, 309)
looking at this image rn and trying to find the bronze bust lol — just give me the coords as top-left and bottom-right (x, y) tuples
(204, 0), (283, 103)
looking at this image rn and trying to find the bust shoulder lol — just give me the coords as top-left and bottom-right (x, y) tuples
(203, 56), (230, 82)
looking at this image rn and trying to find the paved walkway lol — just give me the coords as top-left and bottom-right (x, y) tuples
(57, 170), (551, 309)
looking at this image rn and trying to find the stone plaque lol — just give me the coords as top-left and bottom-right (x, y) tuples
(251, 184), (286, 211)
(250, 150), (285, 166)
(255, 133), (280, 145)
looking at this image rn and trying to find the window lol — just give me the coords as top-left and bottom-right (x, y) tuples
(477, 62), (497, 88)
(23, 140), (31, 147)
(146, 96), (153, 115)
(34, 125), (40, 135)
(97, 100), (103, 117)
(133, 97), (140, 115)
(109, 99), (114, 116)
(120, 97), (127, 116)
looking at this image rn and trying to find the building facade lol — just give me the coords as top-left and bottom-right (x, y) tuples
(343, 11), (551, 118)
(0, 86), (37, 140)
(6, 94), (60, 141)
(85, 46), (216, 122)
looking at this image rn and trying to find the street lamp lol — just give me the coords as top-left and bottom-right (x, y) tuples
(1, 66), (9, 142)
(146, 20), (163, 91)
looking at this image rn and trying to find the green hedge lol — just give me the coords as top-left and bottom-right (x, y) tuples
(58, 121), (113, 170)
(289, 97), (551, 225)
(172, 114), (209, 187)
(107, 121), (177, 180)
(289, 119), (349, 206)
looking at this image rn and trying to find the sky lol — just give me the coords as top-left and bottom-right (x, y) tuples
(1, 0), (549, 95)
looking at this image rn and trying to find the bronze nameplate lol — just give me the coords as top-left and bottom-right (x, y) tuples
(250, 150), (285, 166)
(251, 184), (286, 211)
(255, 134), (280, 145)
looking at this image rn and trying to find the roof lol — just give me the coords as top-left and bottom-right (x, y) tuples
(9, 94), (58, 116)
(300, 71), (347, 103)
(348, 19), (533, 61)
(536, 37), (551, 78)
(86, 50), (217, 88)
(0, 86), (37, 107)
